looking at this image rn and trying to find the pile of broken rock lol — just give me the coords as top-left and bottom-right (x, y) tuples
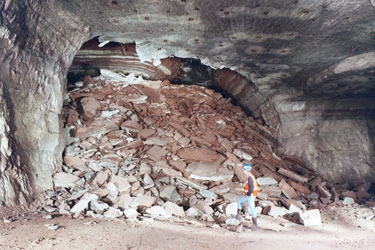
(43, 70), (374, 229)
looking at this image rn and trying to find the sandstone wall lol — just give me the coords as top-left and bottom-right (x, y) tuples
(273, 95), (375, 186)
(0, 0), (89, 205)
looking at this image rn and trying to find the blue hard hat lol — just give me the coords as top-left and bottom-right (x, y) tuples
(243, 163), (251, 171)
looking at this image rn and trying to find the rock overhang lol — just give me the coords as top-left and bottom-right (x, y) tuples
(57, 0), (375, 100)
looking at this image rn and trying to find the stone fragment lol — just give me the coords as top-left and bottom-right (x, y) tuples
(98, 141), (113, 153)
(80, 96), (101, 121)
(168, 160), (186, 173)
(225, 202), (238, 216)
(111, 175), (131, 192)
(195, 200), (214, 215)
(138, 162), (152, 175)
(66, 109), (79, 126)
(257, 177), (278, 186)
(317, 185), (332, 198)
(163, 201), (185, 217)
(143, 174), (155, 189)
(260, 186), (282, 198)
(90, 188), (110, 198)
(58, 202), (71, 215)
(186, 162), (233, 181)
(91, 169), (111, 188)
(225, 152), (240, 163)
(168, 122), (190, 137)
(279, 179), (298, 199)
(120, 120), (143, 132)
(290, 181), (311, 195)
(222, 192), (239, 202)
(209, 184), (231, 195)
(125, 139), (143, 149)
(177, 148), (220, 162)
(220, 138), (234, 152)
(90, 200), (109, 213)
(278, 168), (308, 183)
(113, 193), (133, 210)
(139, 128), (156, 139)
(263, 205), (289, 218)
(144, 137), (169, 146)
(341, 190), (357, 199)
(147, 145), (168, 161)
(299, 209), (322, 227)
(124, 207), (139, 219)
(159, 185), (181, 203)
(199, 189), (217, 200)
(356, 189), (371, 200)
(63, 155), (89, 172)
(190, 136), (211, 147)
(177, 137), (190, 147)
(186, 207), (204, 217)
(70, 193), (98, 213)
(233, 149), (252, 161)
(100, 109), (120, 118)
(158, 165), (183, 177)
(74, 116), (122, 139)
(53, 172), (80, 188)
(145, 205), (169, 218)
(174, 176), (207, 191)
(133, 195), (157, 208)
(308, 176), (322, 189)
(282, 199), (306, 212)
(103, 207), (123, 218)
(343, 197), (355, 205)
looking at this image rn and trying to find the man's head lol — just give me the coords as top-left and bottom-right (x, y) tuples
(242, 163), (251, 172)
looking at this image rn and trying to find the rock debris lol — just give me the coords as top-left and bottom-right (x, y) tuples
(42, 70), (374, 229)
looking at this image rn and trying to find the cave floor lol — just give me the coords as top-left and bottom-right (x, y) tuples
(0, 205), (374, 250)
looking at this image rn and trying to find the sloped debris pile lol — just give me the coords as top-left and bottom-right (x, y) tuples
(43, 70), (374, 229)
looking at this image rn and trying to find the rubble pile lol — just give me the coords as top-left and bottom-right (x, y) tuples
(43, 70), (373, 228)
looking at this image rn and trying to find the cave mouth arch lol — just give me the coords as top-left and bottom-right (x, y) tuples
(66, 37), (261, 119)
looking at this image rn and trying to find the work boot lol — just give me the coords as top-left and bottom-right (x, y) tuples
(235, 209), (242, 220)
(250, 217), (258, 230)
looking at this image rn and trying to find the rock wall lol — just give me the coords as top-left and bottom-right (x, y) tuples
(0, 0), (89, 205)
(273, 95), (375, 186)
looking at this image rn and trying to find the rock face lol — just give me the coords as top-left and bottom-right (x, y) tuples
(0, 0), (374, 207)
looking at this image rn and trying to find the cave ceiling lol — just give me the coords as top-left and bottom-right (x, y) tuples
(58, 0), (375, 100)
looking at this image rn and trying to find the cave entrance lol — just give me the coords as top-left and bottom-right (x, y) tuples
(59, 37), (287, 219)
(67, 37), (251, 109)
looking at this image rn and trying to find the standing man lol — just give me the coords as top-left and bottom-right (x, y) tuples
(235, 163), (260, 229)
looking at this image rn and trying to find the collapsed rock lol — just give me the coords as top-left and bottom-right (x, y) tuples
(43, 71), (373, 228)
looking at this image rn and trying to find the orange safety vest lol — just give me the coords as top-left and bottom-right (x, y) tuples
(244, 173), (260, 196)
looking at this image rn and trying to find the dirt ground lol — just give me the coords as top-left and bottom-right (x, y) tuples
(0, 205), (374, 250)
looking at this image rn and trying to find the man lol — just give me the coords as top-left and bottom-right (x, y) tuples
(235, 163), (260, 229)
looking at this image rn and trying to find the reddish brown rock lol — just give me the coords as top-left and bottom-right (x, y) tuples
(80, 96), (101, 121)
(177, 148), (220, 162)
(279, 179), (298, 199)
(139, 128), (156, 139)
(147, 145), (168, 161)
(74, 116), (122, 139)
(168, 121), (190, 137)
(120, 120), (143, 133)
